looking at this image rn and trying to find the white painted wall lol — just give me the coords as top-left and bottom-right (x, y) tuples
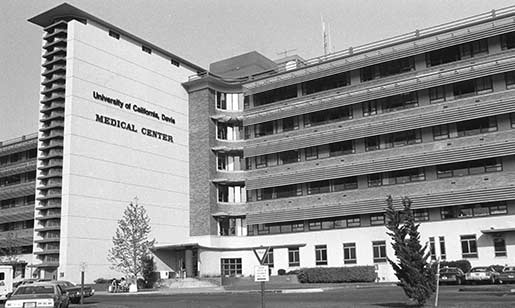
(58, 20), (194, 283)
(196, 213), (515, 282)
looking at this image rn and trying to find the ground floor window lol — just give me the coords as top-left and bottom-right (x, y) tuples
(288, 248), (300, 267)
(429, 237), (436, 260)
(343, 243), (357, 264)
(494, 237), (507, 257)
(315, 245), (328, 265)
(221, 258), (242, 277)
(439, 236), (447, 260)
(373, 241), (387, 263)
(460, 235), (478, 258)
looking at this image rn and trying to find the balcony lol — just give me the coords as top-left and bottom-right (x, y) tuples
(246, 171), (515, 225)
(0, 206), (35, 224)
(0, 160), (37, 178)
(41, 73), (66, 86)
(41, 56), (66, 69)
(42, 47), (66, 59)
(212, 171), (246, 184)
(33, 249), (60, 256)
(37, 200), (61, 210)
(0, 134), (38, 156)
(39, 130), (64, 141)
(0, 181), (36, 200)
(43, 27), (67, 40)
(37, 160), (63, 171)
(40, 92), (65, 104)
(34, 225), (60, 232)
(39, 121), (64, 132)
(41, 64), (65, 77)
(246, 130), (515, 190)
(244, 50), (515, 126)
(40, 84), (65, 96)
(40, 111), (64, 123)
(40, 101), (64, 113)
(42, 37), (66, 50)
(244, 89), (515, 158)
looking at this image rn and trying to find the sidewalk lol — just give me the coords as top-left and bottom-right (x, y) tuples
(95, 282), (397, 296)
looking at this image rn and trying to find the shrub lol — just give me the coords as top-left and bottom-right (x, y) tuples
(295, 266), (376, 283)
(94, 278), (109, 284)
(277, 269), (287, 276)
(435, 260), (472, 273)
(141, 255), (157, 288)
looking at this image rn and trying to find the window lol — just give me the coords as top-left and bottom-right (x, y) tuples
(304, 106), (352, 127)
(142, 45), (152, 54)
(380, 92), (418, 113)
(282, 116), (298, 132)
(436, 158), (502, 179)
(429, 86), (446, 103)
(370, 214), (385, 226)
(263, 249), (274, 267)
(367, 174), (382, 187)
(501, 31), (515, 50)
(278, 150), (300, 165)
(439, 236), (447, 260)
(217, 153), (227, 170)
(315, 245), (328, 265)
(302, 72), (350, 95)
(329, 140), (354, 156)
(494, 237), (507, 257)
(429, 237), (436, 260)
(372, 241), (387, 262)
(347, 217), (361, 228)
(307, 180), (330, 195)
(365, 136), (380, 151)
(305, 146), (318, 160)
(384, 129), (421, 148)
(413, 209), (429, 222)
(288, 248), (300, 267)
(255, 155), (268, 169)
(253, 84), (297, 107)
(255, 121), (274, 137)
(453, 77), (493, 98)
(221, 258), (242, 276)
(380, 168), (425, 185)
(506, 71), (515, 89)
(360, 57), (414, 82)
(461, 235), (478, 258)
(170, 59), (180, 67)
(108, 30), (120, 39)
(433, 124), (450, 140)
(343, 243), (357, 264)
(332, 177), (358, 191)
(308, 221), (322, 231)
(362, 101), (377, 116)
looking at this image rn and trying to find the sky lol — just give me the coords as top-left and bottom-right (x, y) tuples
(1, 0), (515, 141)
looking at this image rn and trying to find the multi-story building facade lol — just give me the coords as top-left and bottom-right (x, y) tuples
(0, 134), (38, 279)
(181, 7), (515, 281)
(23, 3), (515, 282)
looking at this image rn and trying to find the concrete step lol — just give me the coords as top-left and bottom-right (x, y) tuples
(158, 278), (219, 289)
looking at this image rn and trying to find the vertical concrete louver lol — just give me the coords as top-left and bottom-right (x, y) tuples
(33, 20), (67, 277)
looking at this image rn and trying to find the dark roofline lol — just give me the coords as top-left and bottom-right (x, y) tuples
(28, 3), (206, 74)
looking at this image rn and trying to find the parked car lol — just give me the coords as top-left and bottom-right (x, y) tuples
(4, 282), (69, 308)
(47, 280), (95, 304)
(13, 279), (51, 289)
(465, 266), (500, 284)
(498, 266), (515, 284)
(439, 267), (465, 285)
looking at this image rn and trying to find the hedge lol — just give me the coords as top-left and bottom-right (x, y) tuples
(294, 266), (377, 283)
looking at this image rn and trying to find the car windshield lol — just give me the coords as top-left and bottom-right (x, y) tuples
(441, 269), (458, 273)
(471, 268), (487, 272)
(14, 286), (54, 295)
(59, 281), (74, 287)
(503, 267), (515, 272)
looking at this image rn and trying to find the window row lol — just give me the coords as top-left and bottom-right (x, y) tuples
(247, 202), (509, 238)
(249, 157), (504, 201)
(0, 171), (37, 187)
(460, 234), (507, 259)
(246, 114), (504, 170)
(215, 92), (244, 111)
(0, 195), (35, 209)
(0, 219), (34, 232)
(247, 33), (515, 108)
(0, 149), (37, 165)
(245, 71), (514, 141)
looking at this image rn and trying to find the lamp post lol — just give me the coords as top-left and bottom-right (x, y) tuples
(79, 262), (87, 304)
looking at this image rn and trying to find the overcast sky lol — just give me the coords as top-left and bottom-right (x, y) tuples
(1, 0), (515, 141)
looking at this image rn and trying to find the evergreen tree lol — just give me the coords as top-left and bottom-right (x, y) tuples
(108, 199), (155, 285)
(141, 255), (157, 288)
(385, 196), (436, 306)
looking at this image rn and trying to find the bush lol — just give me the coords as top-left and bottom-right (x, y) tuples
(435, 260), (472, 273)
(277, 269), (287, 276)
(294, 266), (377, 283)
(141, 255), (157, 288)
(94, 278), (109, 284)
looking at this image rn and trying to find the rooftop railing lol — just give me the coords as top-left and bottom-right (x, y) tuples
(188, 5), (515, 83)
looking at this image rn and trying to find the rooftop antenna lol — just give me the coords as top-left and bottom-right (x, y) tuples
(277, 49), (297, 58)
(321, 15), (332, 55)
